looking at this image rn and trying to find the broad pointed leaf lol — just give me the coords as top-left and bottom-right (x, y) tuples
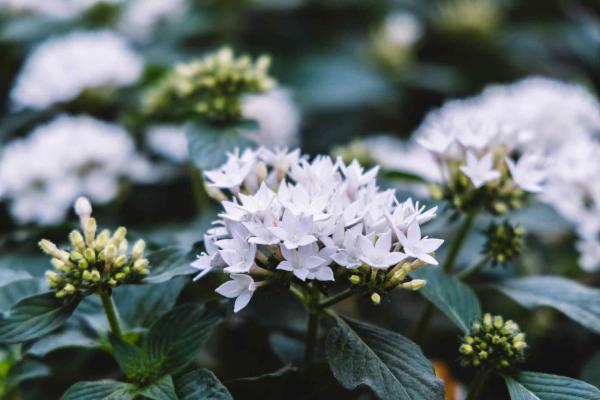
(137, 375), (178, 400)
(411, 266), (481, 333)
(175, 369), (233, 400)
(504, 371), (600, 400)
(27, 327), (99, 357)
(326, 317), (445, 400)
(60, 380), (135, 400)
(493, 276), (600, 334)
(0, 292), (80, 343)
(5, 359), (50, 392)
(145, 247), (196, 284)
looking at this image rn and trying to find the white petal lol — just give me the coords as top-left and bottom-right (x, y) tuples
(215, 280), (242, 298)
(233, 290), (254, 313)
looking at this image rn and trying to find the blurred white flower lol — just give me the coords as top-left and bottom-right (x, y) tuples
(0, 0), (121, 19)
(118, 0), (187, 42)
(242, 88), (300, 147)
(11, 31), (142, 110)
(146, 125), (188, 163)
(459, 151), (500, 189)
(578, 236), (600, 273)
(0, 115), (157, 225)
(382, 12), (423, 47)
(505, 154), (545, 193)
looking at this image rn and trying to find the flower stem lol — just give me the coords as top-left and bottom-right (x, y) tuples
(317, 288), (355, 309)
(412, 302), (435, 342)
(456, 256), (490, 280)
(304, 284), (321, 365)
(187, 162), (211, 212)
(442, 210), (477, 273)
(465, 369), (491, 400)
(99, 289), (123, 339)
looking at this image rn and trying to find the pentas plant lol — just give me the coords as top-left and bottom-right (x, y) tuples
(193, 146), (443, 355)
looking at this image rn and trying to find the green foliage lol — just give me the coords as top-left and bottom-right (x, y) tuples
(175, 369), (233, 400)
(493, 276), (600, 334)
(504, 371), (600, 400)
(0, 292), (80, 344)
(60, 379), (136, 400)
(411, 266), (482, 333)
(326, 317), (445, 400)
(185, 119), (256, 171)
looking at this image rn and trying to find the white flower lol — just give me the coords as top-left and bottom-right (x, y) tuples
(339, 159), (379, 197)
(0, 115), (157, 225)
(236, 183), (278, 216)
(204, 150), (255, 190)
(459, 152), (500, 188)
(242, 89), (300, 147)
(388, 198), (437, 233)
(119, 0), (186, 42)
(269, 209), (317, 249)
(191, 234), (224, 280)
(215, 274), (256, 313)
(577, 236), (600, 272)
(382, 12), (423, 47)
(0, 0), (121, 19)
(277, 243), (328, 281)
(146, 125), (188, 163)
(330, 223), (364, 269)
(11, 31), (142, 110)
(416, 123), (456, 155)
(505, 155), (545, 193)
(217, 223), (256, 274)
(397, 222), (444, 265)
(358, 230), (406, 269)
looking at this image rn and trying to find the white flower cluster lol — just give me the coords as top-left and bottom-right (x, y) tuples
(192, 147), (443, 312)
(11, 31), (142, 110)
(146, 88), (300, 163)
(0, 115), (157, 225)
(118, 0), (187, 42)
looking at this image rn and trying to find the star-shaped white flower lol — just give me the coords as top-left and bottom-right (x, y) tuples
(388, 198), (437, 233)
(505, 154), (545, 193)
(191, 234), (224, 281)
(338, 159), (380, 196)
(358, 230), (406, 269)
(269, 209), (317, 249)
(236, 182), (278, 216)
(217, 224), (257, 274)
(277, 243), (327, 281)
(330, 223), (364, 269)
(215, 274), (256, 313)
(416, 124), (455, 154)
(459, 151), (500, 189)
(204, 150), (254, 189)
(397, 222), (443, 265)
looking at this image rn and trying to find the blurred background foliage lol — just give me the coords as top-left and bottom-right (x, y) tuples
(0, 0), (599, 399)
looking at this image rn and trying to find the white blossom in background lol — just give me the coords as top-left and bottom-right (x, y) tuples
(0, 0), (121, 18)
(146, 125), (188, 163)
(11, 31), (142, 110)
(382, 12), (423, 47)
(118, 0), (187, 42)
(242, 88), (300, 147)
(193, 147), (442, 312)
(0, 115), (158, 225)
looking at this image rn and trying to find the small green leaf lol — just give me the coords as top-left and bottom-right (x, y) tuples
(137, 375), (178, 400)
(185, 120), (255, 171)
(5, 359), (50, 392)
(493, 276), (600, 334)
(60, 379), (135, 400)
(109, 335), (147, 380)
(0, 292), (80, 344)
(144, 247), (196, 284)
(144, 302), (224, 376)
(0, 278), (44, 312)
(175, 369), (233, 400)
(380, 169), (428, 183)
(326, 317), (445, 400)
(27, 327), (99, 357)
(504, 371), (600, 400)
(411, 266), (482, 333)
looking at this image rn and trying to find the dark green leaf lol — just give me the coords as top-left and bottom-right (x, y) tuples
(185, 120), (255, 171)
(5, 359), (50, 392)
(60, 380), (135, 400)
(137, 375), (178, 400)
(326, 317), (445, 400)
(493, 276), (600, 334)
(176, 369), (233, 400)
(109, 335), (147, 380)
(381, 169), (427, 183)
(27, 327), (99, 357)
(0, 292), (80, 344)
(411, 266), (482, 333)
(145, 247), (196, 284)
(0, 278), (43, 312)
(581, 351), (600, 389)
(144, 302), (224, 376)
(504, 371), (600, 400)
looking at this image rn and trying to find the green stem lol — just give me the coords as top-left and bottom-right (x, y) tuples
(317, 288), (355, 310)
(442, 210), (477, 273)
(456, 256), (490, 280)
(187, 162), (211, 212)
(466, 369), (491, 400)
(304, 284), (320, 365)
(412, 303), (434, 342)
(99, 289), (123, 339)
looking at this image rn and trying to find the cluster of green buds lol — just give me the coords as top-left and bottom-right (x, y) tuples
(483, 221), (524, 265)
(144, 47), (275, 123)
(430, 156), (528, 215)
(434, 0), (502, 38)
(39, 197), (150, 298)
(459, 313), (527, 371)
(371, 12), (422, 73)
(348, 259), (427, 305)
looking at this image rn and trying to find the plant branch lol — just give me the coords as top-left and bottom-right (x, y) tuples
(442, 210), (477, 273)
(98, 289), (123, 339)
(317, 288), (356, 310)
(465, 368), (491, 400)
(304, 283), (321, 365)
(187, 162), (211, 212)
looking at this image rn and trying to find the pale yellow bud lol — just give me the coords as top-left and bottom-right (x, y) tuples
(131, 239), (146, 260)
(400, 279), (426, 291)
(85, 217), (97, 246)
(370, 292), (381, 305)
(45, 271), (62, 287)
(114, 255), (127, 268)
(90, 270), (101, 282)
(112, 227), (127, 244)
(69, 230), (86, 251)
(63, 283), (76, 295)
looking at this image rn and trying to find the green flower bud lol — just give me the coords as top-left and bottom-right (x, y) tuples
(131, 239), (145, 260)
(63, 283), (76, 295)
(114, 255), (127, 268)
(95, 229), (110, 251)
(82, 270), (92, 281)
(69, 230), (86, 251)
(349, 275), (361, 285)
(45, 271), (62, 287)
(459, 313), (526, 371)
(400, 279), (426, 291)
(133, 258), (149, 273)
(85, 217), (97, 246)
(483, 221), (524, 266)
(78, 260), (89, 270)
(84, 248), (96, 263)
(90, 270), (101, 282)
(370, 292), (381, 305)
